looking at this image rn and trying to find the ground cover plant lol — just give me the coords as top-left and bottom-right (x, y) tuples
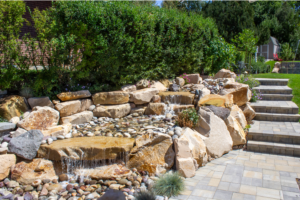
(177, 108), (199, 128)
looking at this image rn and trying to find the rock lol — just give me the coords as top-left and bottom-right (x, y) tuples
(0, 122), (16, 133)
(57, 90), (91, 101)
(17, 107), (59, 133)
(28, 97), (54, 109)
(185, 74), (202, 84)
(59, 111), (93, 125)
(43, 123), (72, 137)
(198, 94), (233, 108)
(52, 100), (60, 105)
(37, 136), (134, 161)
(195, 109), (233, 158)
(9, 117), (20, 124)
(47, 184), (62, 192)
(239, 103), (256, 122)
(225, 116), (246, 146)
(130, 107), (146, 116)
(129, 88), (158, 105)
(214, 68), (236, 79)
(159, 92), (195, 105)
(11, 158), (57, 185)
(150, 81), (167, 92)
(88, 105), (96, 111)
(8, 130), (42, 160)
(59, 174), (68, 182)
(198, 88), (211, 99)
(128, 132), (175, 174)
(190, 84), (205, 92)
(136, 79), (150, 89)
(145, 103), (166, 115)
(175, 77), (185, 87)
(93, 104), (131, 118)
(159, 79), (172, 88)
(220, 82), (251, 106)
(98, 189), (126, 200)
(121, 85), (137, 93)
(172, 105), (195, 114)
(6, 180), (19, 188)
(169, 84), (180, 92)
(92, 91), (129, 105)
(230, 105), (247, 128)
(152, 95), (161, 103)
(80, 99), (93, 112)
(0, 147), (8, 154)
(10, 128), (27, 138)
(205, 105), (230, 121)
(176, 158), (197, 178)
(0, 95), (30, 121)
(0, 154), (16, 180)
(55, 100), (81, 117)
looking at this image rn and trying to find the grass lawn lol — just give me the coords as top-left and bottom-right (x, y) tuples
(253, 73), (300, 114)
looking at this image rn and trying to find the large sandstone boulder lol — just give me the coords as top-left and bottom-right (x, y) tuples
(127, 132), (175, 175)
(8, 130), (44, 160)
(28, 97), (54, 109)
(220, 82), (252, 106)
(17, 107), (59, 132)
(59, 111), (93, 125)
(225, 116), (246, 146)
(37, 136), (134, 161)
(57, 90), (91, 101)
(80, 99), (93, 112)
(239, 103), (256, 122)
(150, 81), (167, 92)
(176, 158), (197, 178)
(230, 105), (247, 128)
(129, 88), (158, 105)
(198, 94), (233, 108)
(144, 103), (166, 115)
(0, 154), (16, 181)
(191, 84), (205, 92)
(159, 92), (195, 104)
(214, 69), (236, 79)
(11, 158), (57, 185)
(199, 88), (211, 99)
(121, 85), (136, 93)
(55, 100), (81, 117)
(75, 164), (132, 180)
(92, 91), (129, 105)
(0, 95), (30, 120)
(185, 74), (202, 84)
(93, 104), (131, 118)
(176, 77), (185, 87)
(195, 109), (233, 158)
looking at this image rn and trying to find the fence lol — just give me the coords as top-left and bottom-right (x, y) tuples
(280, 62), (300, 74)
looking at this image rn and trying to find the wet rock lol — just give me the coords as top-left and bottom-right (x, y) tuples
(57, 90), (91, 101)
(8, 130), (43, 160)
(0, 95), (30, 121)
(214, 68), (236, 79)
(121, 85), (137, 93)
(152, 95), (161, 103)
(145, 103), (166, 115)
(93, 104), (131, 118)
(59, 174), (68, 182)
(198, 94), (233, 108)
(129, 88), (158, 105)
(159, 92), (195, 105)
(60, 111), (93, 125)
(28, 97), (54, 109)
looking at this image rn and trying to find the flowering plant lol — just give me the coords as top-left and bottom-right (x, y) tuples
(179, 73), (191, 84)
(236, 74), (262, 102)
(251, 89), (262, 102)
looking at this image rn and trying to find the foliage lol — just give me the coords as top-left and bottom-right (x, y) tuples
(235, 74), (260, 89)
(135, 190), (156, 200)
(265, 60), (276, 72)
(251, 59), (269, 74)
(0, 117), (8, 122)
(19, 87), (34, 99)
(280, 43), (295, 61)
(153, 172), (185, 198)
(250, 89), (263, 102)
(179, 73), (191, 84)
(177, 108), (199, 128)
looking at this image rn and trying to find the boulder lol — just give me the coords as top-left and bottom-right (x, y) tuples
(121, 85), (136, 93)
(225, 116), (246, 146)
(129, 88), (158, 105)
(152, 95), (161, 103)
(195, 109), (233, 158)
(43, 123), (72, 137)
(0, 122), (16, 133)
(92, 91), (129, 105)
(159, 92), (195, 105)
(175, 77), (185, 87)
(93, 104), (131, 118)
(127, 132), (175, 174)
(80, 99), (93, 112)
(239, 103), (256, 122)
(172, 105), (194, 114)
(130, 107), (146, 116)
(28, 97), (54, 109)
(230, 105), (247, 128)
(205, 105), (230, 121)
(136, 79), (150, 89)
(8, 130), (44, 160)
(10, 128), (27, 138)
(75, 164), (132, 180)
(169, 84), (180, 92)
(144, 103), (166, 115)
(198, 94), (233, 108)
(0, 154), (16, 181)
(150, 81), (167, 92)
(199, 88), (211, 99)
(55, 100), (81, 117)
(9, 116), (20, 124)
(214, 68), (236, 79)
(159, 79), (172, 88)
(220, 82), (252, 106)
(176, 158), (197, 178)
(59, 111), (93, 125)
(0, 95), (30, 120)
(17, 107), (59, 132)
(11, 158), (57, 185)
(185, 74), (202, 84)
(37, 136), (134, 161)
(191, 84), (205, 92)
(57, 90), (91, 101)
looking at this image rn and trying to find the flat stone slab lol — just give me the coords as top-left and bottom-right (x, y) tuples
(250, 100), (298, 114)
(255, 78), (289, 86)
(253, 85), (292, 94)
(0, 122), (16, 132)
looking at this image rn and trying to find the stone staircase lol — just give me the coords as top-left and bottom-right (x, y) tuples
(247, 78), (300, 156)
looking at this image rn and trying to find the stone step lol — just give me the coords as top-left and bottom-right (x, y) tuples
(254, 112), (300, 122)
(253, 85), (292, 94)
(248, 130), (300, 145)
(250, 101), (298, 114)
(260, 94), (293, 101)
(255, 78), (289, 86)
(247, 140), (300, 156)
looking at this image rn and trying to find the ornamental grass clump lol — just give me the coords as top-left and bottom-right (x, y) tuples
(135, 190), (156, 200)
(177, 108), (199, 128)
(153, 172), (185, 198)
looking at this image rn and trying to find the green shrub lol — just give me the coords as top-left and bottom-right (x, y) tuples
(251, 59), (269, 73)
(135, 190), (156, 200)
(153, 172), (185, 198)
(177, 108), (199, 128)
(236, 74), (259, 89)
(280, 43), (294, 61)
